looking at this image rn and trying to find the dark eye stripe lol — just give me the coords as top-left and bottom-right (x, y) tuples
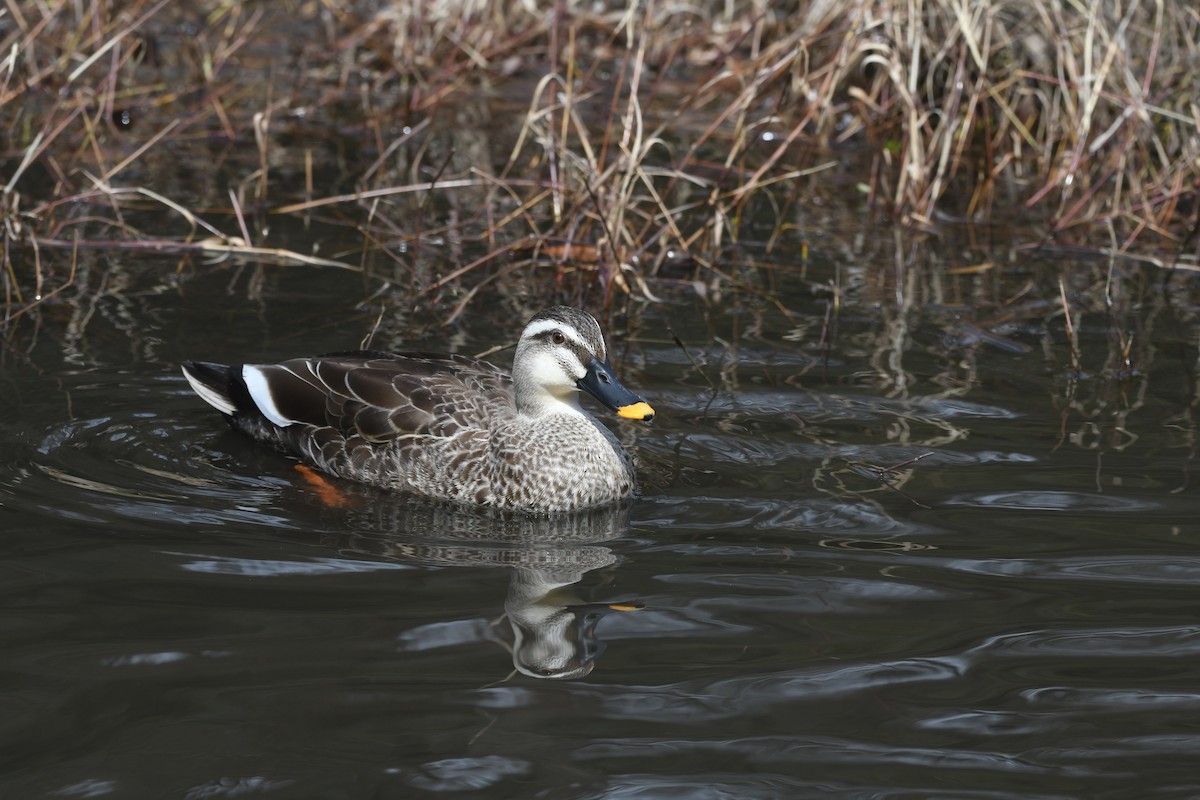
(537, 329), (593, 363)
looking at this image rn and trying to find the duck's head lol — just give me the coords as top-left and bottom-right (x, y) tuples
(512, 306), (654, 421)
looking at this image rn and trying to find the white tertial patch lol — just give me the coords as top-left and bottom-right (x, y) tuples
(182, 366), (237, 416)
(242, 365), (295, 427)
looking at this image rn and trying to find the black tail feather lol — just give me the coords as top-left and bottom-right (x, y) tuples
(181, 361), (239, 416)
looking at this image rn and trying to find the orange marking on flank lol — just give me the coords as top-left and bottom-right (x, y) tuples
(294, 464), (350, 508)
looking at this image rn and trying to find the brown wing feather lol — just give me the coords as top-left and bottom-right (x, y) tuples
(256, 352), (513, 443)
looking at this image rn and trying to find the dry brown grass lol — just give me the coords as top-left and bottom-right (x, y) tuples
(2, 0), (1198, 326)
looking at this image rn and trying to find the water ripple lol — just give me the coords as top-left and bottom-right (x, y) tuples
(968, 626), (1200, 658)
(652, 389), (1019, 422)
(577, 735), (1071, 775)
(2, 412), (297, 532)
(947, 555), (1200, 585)
(580, 657), (967, 722)
(587, 775), (1073, 800)
(945, 491), (1155, 512)
(183, 777), (295, 799)
(171, 554), (415, 577)
(400, 755), (531, 791)
(1022, 687), (1200, 710)
(635, 496), (938, 536)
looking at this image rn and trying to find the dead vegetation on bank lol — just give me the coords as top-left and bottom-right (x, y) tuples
(1, 0), (1199, 326)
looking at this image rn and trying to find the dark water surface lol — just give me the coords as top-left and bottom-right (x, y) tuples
(2, 255), (1199, 799)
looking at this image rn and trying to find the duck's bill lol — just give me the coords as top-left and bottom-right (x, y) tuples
(578, 358), (655, 421)
(615, 401), (654, 420)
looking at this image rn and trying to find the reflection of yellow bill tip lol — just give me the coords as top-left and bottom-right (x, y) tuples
(607, 602), (644, 612)
(617, 401), (655, 421)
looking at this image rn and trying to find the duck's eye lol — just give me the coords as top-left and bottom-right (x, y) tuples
(551, 332), (566, 345)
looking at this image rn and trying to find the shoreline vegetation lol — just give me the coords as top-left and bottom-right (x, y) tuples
(2, 0), (1198, 327)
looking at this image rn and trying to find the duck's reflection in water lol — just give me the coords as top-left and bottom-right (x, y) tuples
(505, 557), (642, 679)
(334, 497), (640, 680)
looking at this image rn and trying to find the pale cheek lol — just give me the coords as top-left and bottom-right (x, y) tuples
(527, 352), (579, 390)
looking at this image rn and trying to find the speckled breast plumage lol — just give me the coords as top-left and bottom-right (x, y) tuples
(206, 352), (636, 513)
(182, 306), (651, 513)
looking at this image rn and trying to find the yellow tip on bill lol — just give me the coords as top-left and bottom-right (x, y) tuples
(616, 401), (655, 421)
